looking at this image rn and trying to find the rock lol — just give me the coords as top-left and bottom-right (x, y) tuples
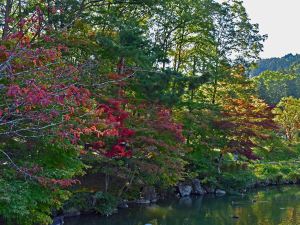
(192, 179), (206, 195)
(62, 207), (81, 217)
(135, 199), (151, 204)
(112, 208), (118, 214)
(284, 180), (290, 184)
(215, 189), (226, 196)
(117, 201), (129, 209)
(141, 186), (158, 203)
(178, 184), (192, 197)
(52, 216), (64, 225)
(240, 189), (247, 193)
(264, 180), (271, 186)
(256, 180), (269, 187)
(204, 186), (215, 194)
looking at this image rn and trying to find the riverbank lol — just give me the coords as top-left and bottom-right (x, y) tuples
(63, 186), (300, 225)
(53, 159), (300, 225)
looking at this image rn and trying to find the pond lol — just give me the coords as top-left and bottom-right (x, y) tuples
(64, 186), (300, 225)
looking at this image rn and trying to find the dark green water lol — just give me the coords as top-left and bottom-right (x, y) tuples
(65, 186), (300, 225)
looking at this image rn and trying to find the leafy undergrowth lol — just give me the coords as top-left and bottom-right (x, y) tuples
(63, 191), (118, 216)
(254, 136), (300, 161)
(215, 160), (300, 193)
(0, 179), (70, 225)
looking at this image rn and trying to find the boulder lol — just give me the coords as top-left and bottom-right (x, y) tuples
(178, 184), (192, 197)
(204, 186), (215, 194)
(284, 180), (290, 184)
(141, 186), (158, 203)
(192, 179), (206, 195)
(135, 199), (151, 204)
(117, 201), (129, 209)
(51, 216), (64, 225)
(62, 207), (81, 217)
(215, 189), (226, 196)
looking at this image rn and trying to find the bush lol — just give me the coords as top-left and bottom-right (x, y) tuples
(218, 171), (255, 191)
(287, 170), (300, 183)
(63, 192), (94, 214)
(0, 179), (70, 225)
(64, 191), (118, 216)
(93, 192), (118, 216)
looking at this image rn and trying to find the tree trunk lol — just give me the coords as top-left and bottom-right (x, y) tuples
(211, 61), (219, 104)
(176, 24), (185, 72)
(117, 56), (125, 75)
(2, 0), (13, 40)
(118, 170), (136, 197)
(217, 153), (223, 174)
(18, 0), (21, 19)
(105, 173), (110, 193)
(162, 39), (168, 70)
(186, 57), (197, 145)
(212, 77), (218, 104)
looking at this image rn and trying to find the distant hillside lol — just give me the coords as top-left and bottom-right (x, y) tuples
(251, 53), (300, 104)
(250, 53), (300, 77)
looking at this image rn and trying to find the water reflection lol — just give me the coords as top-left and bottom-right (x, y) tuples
(65, 186), (300, 225)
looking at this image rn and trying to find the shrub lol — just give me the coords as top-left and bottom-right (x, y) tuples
(93, 192), (118, 216)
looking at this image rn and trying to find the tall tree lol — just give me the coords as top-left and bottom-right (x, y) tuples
(273, 97), (300, 141)
(208, 0), (266, 104)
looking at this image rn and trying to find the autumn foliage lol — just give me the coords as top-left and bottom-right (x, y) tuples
(215, 96), (277, 160)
